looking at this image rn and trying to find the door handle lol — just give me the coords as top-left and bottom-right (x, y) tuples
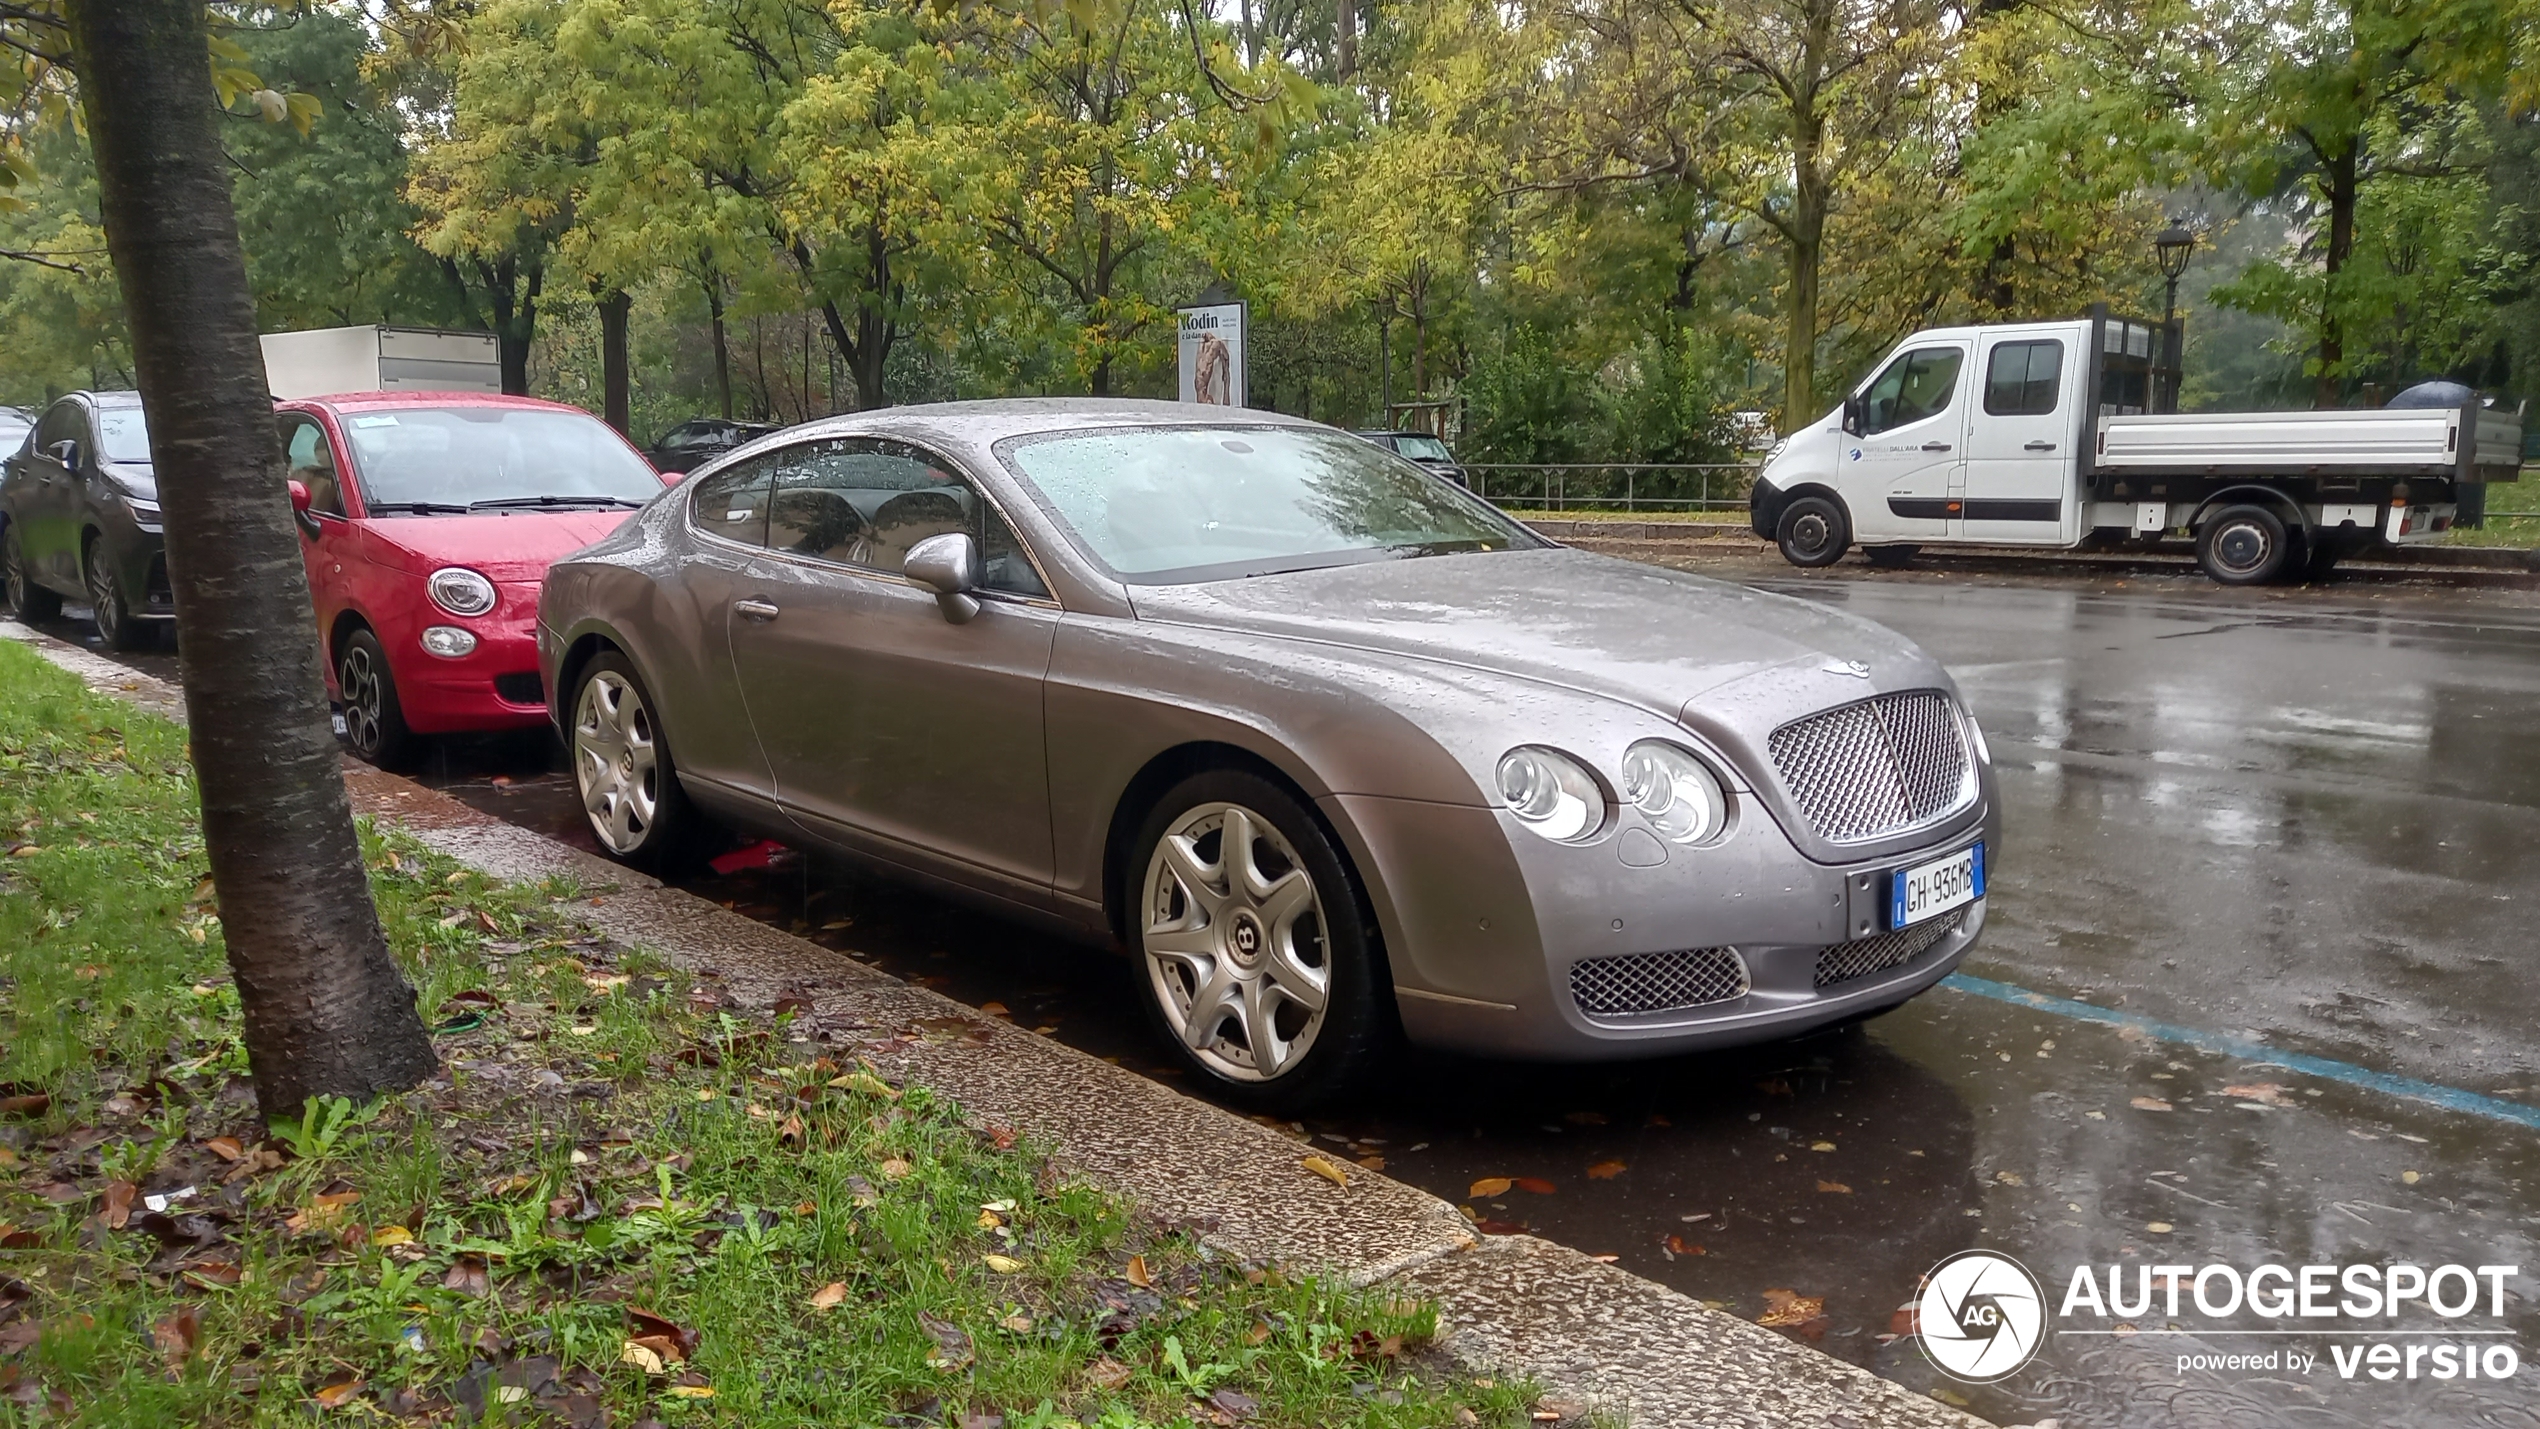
(2024, 440), (2058, 451)
(1922, 442), (1953, 452)
(734, 599), (780, 622)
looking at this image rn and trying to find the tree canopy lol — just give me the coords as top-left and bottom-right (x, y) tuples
(1, 0), (2536, 453)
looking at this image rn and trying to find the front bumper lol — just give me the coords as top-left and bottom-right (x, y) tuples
(1338, 788), (1997, 1062)
(377, 581), (550, 735)
(1748, 474), (1787, 539)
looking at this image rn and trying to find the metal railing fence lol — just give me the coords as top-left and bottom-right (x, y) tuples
(1463, 462), (1761, 514)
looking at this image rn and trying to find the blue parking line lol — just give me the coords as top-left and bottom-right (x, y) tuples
(1940, 973), (2540, 1133)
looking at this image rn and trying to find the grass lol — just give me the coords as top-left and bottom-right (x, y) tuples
(0, 638), (1538, 1428)
(2446, 474), (2540, 547)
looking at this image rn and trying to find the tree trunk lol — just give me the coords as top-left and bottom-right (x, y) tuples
(67, 0), (437, 1118)
(1336, 0), (1357, 76)
(596, 287), (632, 434)
(481, 256), (542, 396)
(705, 272), (733, 420)
(2316, 142), (2359, 409)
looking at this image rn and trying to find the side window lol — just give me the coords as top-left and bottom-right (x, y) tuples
(280, 417), (345, 516)
(691, 455), (773, 547)
(766, 438), (1047, 596)
(1983, 340), (2063, 417)
(1859, 347), (1965, 435)
(34, 401), (80, 453)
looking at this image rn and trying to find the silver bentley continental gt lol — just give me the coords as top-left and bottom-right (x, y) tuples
(537, 399), (1998, 1108)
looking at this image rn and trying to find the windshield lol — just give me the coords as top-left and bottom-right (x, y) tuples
(1394, 434), (1453, 462)
(97, 408), (152, 463)
(1001, 424), (1540, 582)
(340, 406), (663, 512)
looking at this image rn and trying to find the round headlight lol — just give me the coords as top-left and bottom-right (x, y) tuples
(427, 566), (497, 617)
(1619, 741), (1729, 845)
(420, 625), (478, 658)
(1495, 747), (1604, 843)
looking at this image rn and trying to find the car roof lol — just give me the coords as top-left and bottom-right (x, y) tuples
(286, 391), (597, 416)
(67, 390), (144, 408)
(779, 397), (1322, 450)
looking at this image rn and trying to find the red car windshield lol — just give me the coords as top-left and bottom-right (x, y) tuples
(341, 406), (663, 513)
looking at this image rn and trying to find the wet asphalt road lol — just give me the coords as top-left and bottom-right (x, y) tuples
(36, 553), (2540, 1428)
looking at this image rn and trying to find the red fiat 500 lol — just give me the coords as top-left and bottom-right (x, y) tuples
(275, 393), (675, 768)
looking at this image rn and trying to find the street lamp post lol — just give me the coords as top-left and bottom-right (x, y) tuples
(2154, 222), (2197, 412)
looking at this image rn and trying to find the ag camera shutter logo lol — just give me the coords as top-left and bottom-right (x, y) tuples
(1918, 1250), (2046, 1382)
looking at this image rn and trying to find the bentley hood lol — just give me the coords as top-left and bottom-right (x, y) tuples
(1124, 546), (1951, 727)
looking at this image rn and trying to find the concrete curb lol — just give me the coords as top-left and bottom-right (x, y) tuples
(2, 618), (1989, 1429)
(1523, 517), (2540, 574)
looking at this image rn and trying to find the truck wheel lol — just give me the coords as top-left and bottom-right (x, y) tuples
(1776, 496), (1850, 568)
(1865, 544), (1919, 568)
(2196, 505), (2289, 586)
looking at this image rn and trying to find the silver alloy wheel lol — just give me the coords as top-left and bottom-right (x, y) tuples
(85, 553), (118, 644)
(339, 643), (385, 755)
(573, 669), (660, 854)
(3, 538), (26, 613)
(1141, 801), (1332, 1082)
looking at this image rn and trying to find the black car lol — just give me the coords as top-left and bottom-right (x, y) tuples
(1353, 429), (1469, 487)
(0, 391), (170, 649)
(649, 416), (781, 474)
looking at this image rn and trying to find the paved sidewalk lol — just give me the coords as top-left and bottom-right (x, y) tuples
(4, 618), (1992, 1429)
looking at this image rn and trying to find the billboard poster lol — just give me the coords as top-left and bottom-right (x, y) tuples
(1177, 302), (1246, 408)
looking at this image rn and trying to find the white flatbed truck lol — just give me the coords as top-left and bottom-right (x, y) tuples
(1748, 308), (2524, 584)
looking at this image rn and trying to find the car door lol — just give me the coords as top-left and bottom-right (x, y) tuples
(279, 413), (354, 655)
(725, 435), (1061, 894)
(19, 400), (88, 586)
(656, 454), (784, 804)
(1959, 333), (2080, 544)
(1840, 344), (1969, 542)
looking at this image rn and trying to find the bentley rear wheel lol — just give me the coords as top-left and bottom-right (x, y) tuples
(571, 651), (699, 871)
(1132, 771), (1387, 1109)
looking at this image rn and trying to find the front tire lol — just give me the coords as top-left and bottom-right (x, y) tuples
(1130, 770), (1388, 1110)
(84, 537), (143, 651)
(337, 628), (420, 770)
(2, 524), (60, 622)
(2196, 505), (2290, 586)
(569, 651), (699, 872)
(1776, 495), (1850, 568)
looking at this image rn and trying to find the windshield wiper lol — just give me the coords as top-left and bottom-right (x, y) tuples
(367, 501), (472, 515)
(468, 495), (646, 511)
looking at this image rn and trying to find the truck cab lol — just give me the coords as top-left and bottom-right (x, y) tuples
(1751, 308), (2519, 585)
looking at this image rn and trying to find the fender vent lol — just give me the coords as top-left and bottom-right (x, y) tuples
(1569, 947), (1750, 1018)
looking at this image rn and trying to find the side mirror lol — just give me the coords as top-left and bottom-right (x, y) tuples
(1840, 397), (1863, 436)
(46, 438), (79, 469)
(288, 478), (312, 513)
(904, 531), (982, 624)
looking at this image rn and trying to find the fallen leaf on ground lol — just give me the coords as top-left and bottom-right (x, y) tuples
(665, 1383), (714, 1400)
(99, 1180), (135, 1230)
(181, 1261), (241, 1290)
(1757, 1288), (1828, 1330)
(921, 1315), (973, 1371)
(1585, 1160), (1626, 1180)
(1512, 1177), (1556, 1195)
(620, 1340), (667, 1375)
(1355, 1155), (1385, 1171)
(1083, 1356), (1133, 1390)
(1809, 1141), (1836, 1152)
(1210, 1386), (1261, 1419)
(807, 1282), (847, 1311)
(626, 1308), (698, 1361)
(878, 1157), (913, 1180)
(2146, 1221), (2174, 1233)
(1664, 1234), (1705, 1256)
(2130, 1097), (2173, 1112)
(1816, 1180), (1851, 1194)
(829, 1071), (899, 1100)
(151, 1305), (198, 1364)
(982, 1254), (1025, 1273)
(311, 1373), (365, 1408)
(1468, 1177), (1514, 1199)
(0, 1094), (48, 1118)
(370, 1225), (412, 1247)
(1124, 1254), (1151, 1287)
(201, 1135), (245, 1163)
(1473, 1218), (1528, 1235)
(1300, 1155), (1351, 1188)
(443, 1256), (490, 1298)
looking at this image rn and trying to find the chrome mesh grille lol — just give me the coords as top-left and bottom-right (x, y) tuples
(1569, 947), (1751, 1018)
(1768, 691), (1975, 843)
(1814, 910), (1964, 987)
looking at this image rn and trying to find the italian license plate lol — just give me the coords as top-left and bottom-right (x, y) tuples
(1889, 842), (1984, 930)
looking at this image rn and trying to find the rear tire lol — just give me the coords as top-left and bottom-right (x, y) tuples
(1128, 770), (1390, 1111)
(1864, 544), (1919, 568)
(2, 524), (60, 622)
(1776, 495), (1850, 568)
(2195, 505), (2290, 586)
(569, 650), (703, 873)
(84, 536), (143, 652)
(337, 628), (421, 771)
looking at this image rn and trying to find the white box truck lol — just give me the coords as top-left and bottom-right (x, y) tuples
(258, 325), (501, 402)
(1749, 306), (2523, 584)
